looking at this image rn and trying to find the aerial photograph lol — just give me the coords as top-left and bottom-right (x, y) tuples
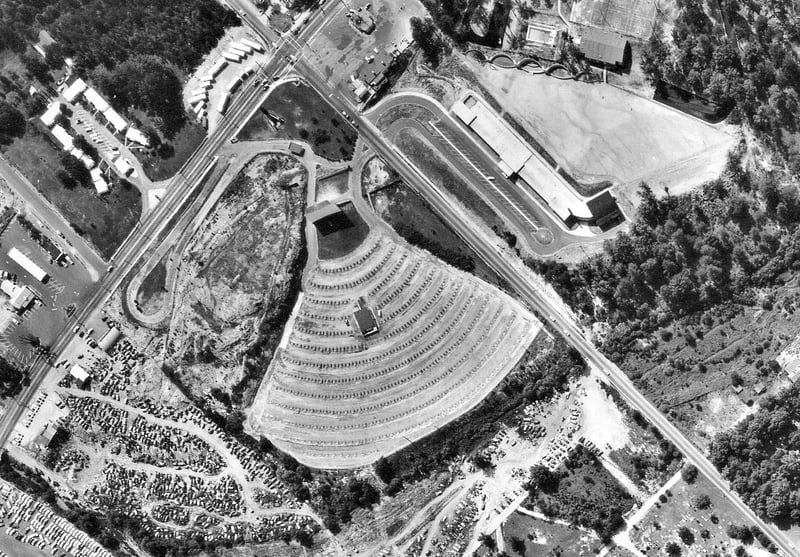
(0, 0), (798, 555)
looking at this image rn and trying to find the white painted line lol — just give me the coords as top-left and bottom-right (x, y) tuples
(429, 121), (541, 232)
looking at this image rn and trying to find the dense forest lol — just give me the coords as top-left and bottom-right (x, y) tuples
(0, 0), (238, 134)
(641, 0), (800, 169)
(710, 384), (800, 527)
(530, 150), (800, 362)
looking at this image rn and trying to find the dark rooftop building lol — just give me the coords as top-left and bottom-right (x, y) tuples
(579, 27), (630, 67)
(353, 298), (378, 337)
(352, 51), (395, 102)
(307, 201), (355, 236)
(586, 191), (624, 230)
(289, 141), (305, 156)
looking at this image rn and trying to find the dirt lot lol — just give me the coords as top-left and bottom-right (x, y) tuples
(238, 82), (357, 161)
(502, 511), (601, 556)
(165, 153), (306, 405)
(3, 128), (141, 259)
(631, 472), (774, 556)
(462, 57), (736, 214)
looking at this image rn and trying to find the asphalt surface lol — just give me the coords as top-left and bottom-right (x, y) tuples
(0, 157), (105, 280)
(0, 3), (795, 556)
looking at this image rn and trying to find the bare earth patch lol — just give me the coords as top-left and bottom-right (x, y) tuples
(462, 57), (736, 213)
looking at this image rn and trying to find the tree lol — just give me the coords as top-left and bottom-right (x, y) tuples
(681, 463), (698, 484)
(0, 101), (25, 140)
(410, 17), (449, 67)
(479, 532), (496, 549)
(665, 541), (682, 556)
(677, 526), (694, 545)
(527, 464), (561, 494)
(693, 493), (711, 510)
(510, 536), (526, 555)
(374, 456), (394, 484)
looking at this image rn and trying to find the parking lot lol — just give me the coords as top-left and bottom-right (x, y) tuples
(0, 218), (94, 368)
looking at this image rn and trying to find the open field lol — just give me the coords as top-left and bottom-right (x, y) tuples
(166, 154), (306, 404)
(631, 472), (774, 556)
(372, 180), (504, 288)
(132, 115), (207, 181)
(502, 511), (601, 556)
(462, 57), (736, 214)
(238, 83), (357, 161)
(569, 0), (658, 39)
(247, 231), (540, 468)
(3, 129), (141, 259)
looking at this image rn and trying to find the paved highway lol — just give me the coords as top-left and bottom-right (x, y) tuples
(0, 3), (794, 556)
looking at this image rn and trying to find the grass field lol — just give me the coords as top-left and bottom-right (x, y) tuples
(502, 511), (601, 556)
(373, 181), (503, 287)
(463, 56), (735, 214)
(3, 128), (141, 259)
(132, 115), (207, 181)
(315, 201), (370, 259)
(631, 472), (770, 556)
(392, 127), (508, 235)
(238, 83), (357, 161)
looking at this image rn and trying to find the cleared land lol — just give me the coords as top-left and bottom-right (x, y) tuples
(631, 472), (771, 556)
(238, 83), (357, 161)
(165, 154), (306, 405)
(247, 231), (540, 468)
(463, 57), (735, 213)
(502, 511), (601, 556)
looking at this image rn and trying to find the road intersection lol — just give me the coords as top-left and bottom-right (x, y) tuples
(0, 3), (795, 556)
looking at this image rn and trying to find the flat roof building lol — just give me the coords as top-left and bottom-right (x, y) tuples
(289, 141), (305, 156)
(8, 247), (48, 283)
(84, 87), (110, 113)
(39, 102), (61, 127)
(70, 364), (90, 387)
(9, 285), (35, 313)
(103, 108), (128, 133)
(90, 167), (109, 195)
(62, 78), (87, 103)
(51, 125), (74, 151)
(113, 156), (134, 176)
(125, 127), (150, 147)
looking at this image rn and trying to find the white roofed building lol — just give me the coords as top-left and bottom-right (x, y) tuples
(51, 125), (74, 150)
(113, 156), (133, 176)
(125, 128), (150, 146)
(84, 88), (110, 112)
(90, 168), (109, 194)
(62, 78), (87, 102)
(70, 365), (90, 387)
(39, 102), (61, 127)
(103, 108), (127, 132)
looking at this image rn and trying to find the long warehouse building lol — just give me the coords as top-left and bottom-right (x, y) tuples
(452, 94), (621, 229)
(8, 248), (48, 282)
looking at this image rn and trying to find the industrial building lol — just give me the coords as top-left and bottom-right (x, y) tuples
(8, 248), (48, 283)
(70, 365), (90, 388)
(452, 94), (621, 228)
